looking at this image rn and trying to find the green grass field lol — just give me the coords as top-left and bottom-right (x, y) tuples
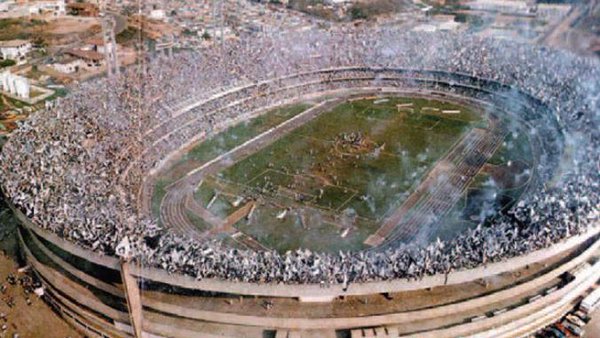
(435, 129), (534, 241)
(218, 98), (480, 216)
(189, 97), (487, 251)
(151, 103), (312, 220)
(154, 96), (534, 252)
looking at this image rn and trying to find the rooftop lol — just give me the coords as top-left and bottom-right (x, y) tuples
(0, 39), (30, 48)
(65, 49), (104, 61)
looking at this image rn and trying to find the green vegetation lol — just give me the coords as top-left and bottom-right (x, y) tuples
(348, 0), (408, 21)
(289, 0), (408, 21)
(187, 104), (310, 165)
(0, 18), (45, 40)
(3, 96), (29, 108)
(454, 13), (488, 31)
(116, 27), (140, 44)
(151, 179), (168, 224)
(184, 97), (483, 252)
(183, 28), (197, 36)
(0, 19), (18, 30)
(349, 6), (368, 20)
(219, 98), (479, 221)
(155, 97), (534, 252)
(186, 210), (212, 232)
(44, 87), (68, 103)
(151, 103), (312, 218)
(489, 129), (533, 166)
(436, 128), (533, 241)
(0, 59), (16, 68)
(31, 36), (47, 48)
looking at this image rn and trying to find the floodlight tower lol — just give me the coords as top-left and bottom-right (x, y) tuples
(211, 0), (224, 48)
(99, 0), (120, 79)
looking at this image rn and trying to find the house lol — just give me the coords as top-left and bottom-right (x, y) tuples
(84, 38), (110, 54)
(50, 57), (85, 74)
(27, 0), (66, 17)
(0, 70), (30, 99)
(0, 39), (32, 64)
(67, 2), (99, 17)
(149, 9), (166, 21)
(65, 49), (104, 68)
(0, 1), (14, 12)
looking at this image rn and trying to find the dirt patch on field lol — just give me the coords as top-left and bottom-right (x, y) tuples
(45, 17), (100, 35)
(482, 160), (531, 189)
(0, 17), (100, 46)
(0, 253), (82, 338)
(0, 200), (81, 338)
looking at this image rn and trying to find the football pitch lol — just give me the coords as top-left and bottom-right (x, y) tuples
(185, 96), (491, 252)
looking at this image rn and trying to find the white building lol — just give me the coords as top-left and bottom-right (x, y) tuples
(0, 0), (65, 18)
(0, 71), (30, 99)
(0, 39), (31, 64)
(50, 58), (85, 74)
(149, 9), (166, 21)
(536, 3), (571, 21)
(28, 0), (66, 17)
(468, 0), (533, 16)
(0, 1), (14, 12)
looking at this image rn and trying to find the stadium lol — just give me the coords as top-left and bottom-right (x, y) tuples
(0, 29), (599, 337)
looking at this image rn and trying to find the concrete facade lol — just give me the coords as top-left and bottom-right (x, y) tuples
(0, 39), (31, 64)
(4, 68), (598, 337)
(0, 70), (30, 99)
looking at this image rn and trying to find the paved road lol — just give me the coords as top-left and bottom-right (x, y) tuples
(587, 309), (600, 338)
(109, 11), (128, 35)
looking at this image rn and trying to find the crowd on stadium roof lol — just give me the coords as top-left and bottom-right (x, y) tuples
(0, 28), (598, 284)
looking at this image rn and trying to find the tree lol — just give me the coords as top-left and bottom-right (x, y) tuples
(349, 6), (368, 20)
(32, 35), (47, 48)
(201, 31), (211, 40)
(0, 59), (16, 68)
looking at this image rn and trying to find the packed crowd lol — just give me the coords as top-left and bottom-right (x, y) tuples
(0, 28), (598, 284)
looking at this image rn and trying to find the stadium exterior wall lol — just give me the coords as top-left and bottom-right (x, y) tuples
(10, 198), (600, 337)
(3, 67), (596, 337)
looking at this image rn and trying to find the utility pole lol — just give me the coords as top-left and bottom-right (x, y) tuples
(99, 0), (120, 79)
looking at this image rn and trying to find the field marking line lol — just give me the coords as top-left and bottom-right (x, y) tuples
(294, 133), (334, 144)
(335, 191), (358, 213)
(156, 90), (482, 232)
(376, 126), (473, 222)
(244, 169), (272, 185)
(367, 124), (502, 246)
(422, 120), (441, 131)
(181, 99), (339, 183)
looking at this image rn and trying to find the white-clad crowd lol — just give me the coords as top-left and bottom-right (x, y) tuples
(0, 28), (598, 285)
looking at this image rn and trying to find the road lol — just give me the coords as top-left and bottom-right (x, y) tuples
(109, 11), (128, 35)
(587, 309), (600, 338)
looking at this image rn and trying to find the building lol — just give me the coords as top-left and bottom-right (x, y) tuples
(0, 39), (31, 64)
(149, 9), (166, 21)
(0, 0), (14, 12)
(0, 0), (65, 18)
(467, 0), (534, 16)
(0, 70), (30, 99)
(67, 2), (99, 17)
(27, 0), (66, 17)
(50, 57), (85, 74)
(65, 49), (104, 68)
(84, 38), (111, 55)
